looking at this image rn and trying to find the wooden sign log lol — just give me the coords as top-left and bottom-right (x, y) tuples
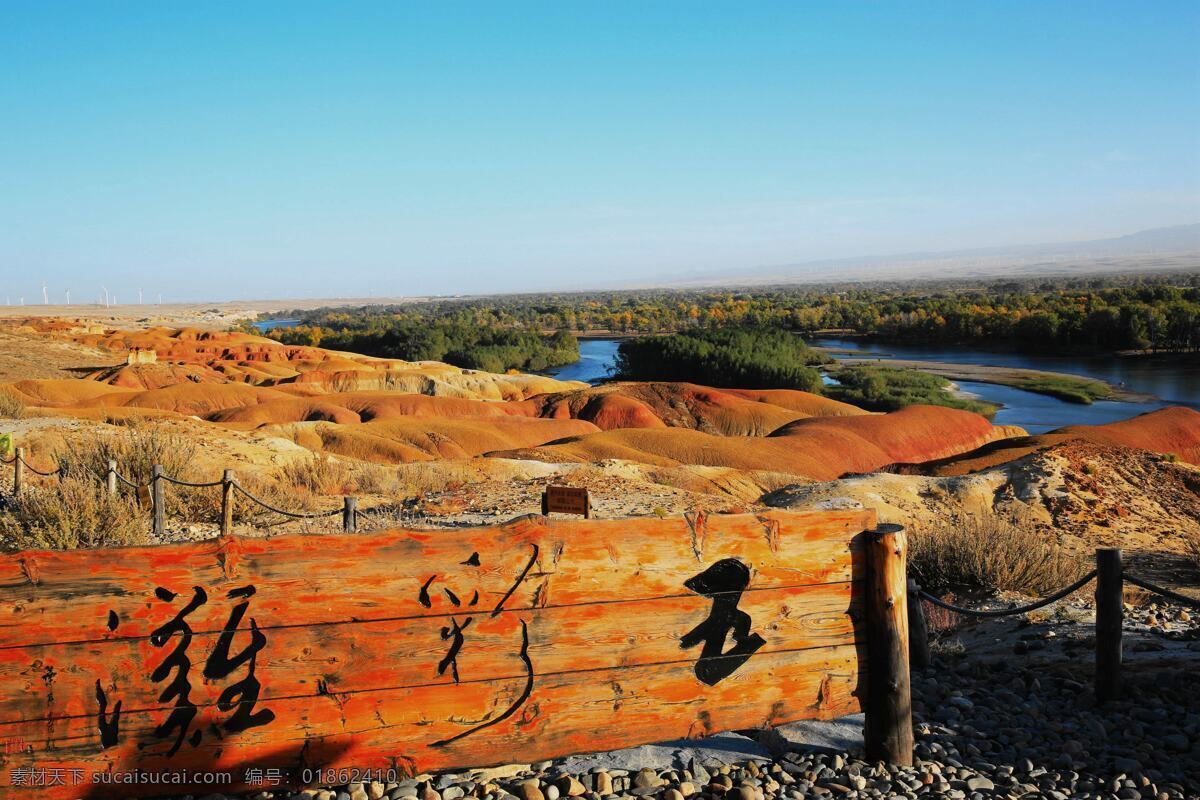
(0, 509), (877, 798)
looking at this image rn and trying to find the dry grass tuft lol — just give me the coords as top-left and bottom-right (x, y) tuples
(0, 477), (145, 550)
(57, 423), (199, 487)
(909, 514), (1087, 597)
(0, 390), (25, 420)
(277, 454), (355, 496)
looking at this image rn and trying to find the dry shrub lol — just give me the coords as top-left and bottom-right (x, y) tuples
(277, 454), (355, 495)
(0, 390), (25, 420)
(1185, 530), (1200, 574)
(351, 462), (408, 496)
(0, 477), (145, 550)
(909, 514), (1087, 597)
(58, 424), (199, 486)
(55, 424), (226, 523)
(230, 472), (321, 525)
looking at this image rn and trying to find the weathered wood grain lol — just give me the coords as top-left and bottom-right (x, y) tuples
(0, 582), (862, 727)
(0, 509), (875, 798)
(0, 510), (873, 645)
(0, 647), (862, 795)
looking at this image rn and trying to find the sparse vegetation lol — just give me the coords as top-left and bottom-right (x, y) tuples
(828, 365), (998, 416)
(1185, 530), (1200, 573)
(909, 515), (1087, 596)
(0, 390), (25, 419)
(1004, 374), (1114, 404)
(57, 423), (199, 488)
(0, 475), (145, 550)
(278, 454), (355, 495)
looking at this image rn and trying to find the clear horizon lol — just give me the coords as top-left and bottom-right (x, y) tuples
(3, 2), (1199, 302)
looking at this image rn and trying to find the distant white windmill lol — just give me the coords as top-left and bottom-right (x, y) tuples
(65, 289), (70, 305)
(138, 289), (143, 305)
(102, 286), (110, 309)
(42, 283), (48, 305)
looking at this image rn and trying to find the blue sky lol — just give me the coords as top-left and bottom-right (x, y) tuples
(2, 2), (1198, 302)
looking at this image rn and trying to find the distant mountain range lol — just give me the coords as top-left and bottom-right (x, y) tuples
(643, 224), (1200, 289)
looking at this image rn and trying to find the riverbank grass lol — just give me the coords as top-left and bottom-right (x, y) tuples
(1002, 374), (1114, 404)
(827, 365), (999, 416)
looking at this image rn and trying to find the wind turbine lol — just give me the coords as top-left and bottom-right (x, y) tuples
(102, 286), (110, 309)
(138, 289), (143, 305)
(65, 289), (70, 305)
(42, 283), (48, 305)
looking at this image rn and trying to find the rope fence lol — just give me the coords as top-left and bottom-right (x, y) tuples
(916, 570), (1098, 618)
(3, 445), (363, 536)
(908, 546), (1199, 702)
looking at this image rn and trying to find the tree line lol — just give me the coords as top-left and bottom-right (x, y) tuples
(257, 316), (578, 374)
(263, 273), (1200, 355)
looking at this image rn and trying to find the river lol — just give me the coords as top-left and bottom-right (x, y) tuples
(549, 337), (1200, 434)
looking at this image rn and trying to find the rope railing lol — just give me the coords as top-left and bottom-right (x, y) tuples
(159, 474), (224, 488)
(3, 445), (354, 535)
(910, 546), (1198, 703)
(16, 454), (62, 477)
(916, 570), (1098, 618)
(1124, 573), (1200, 610)
(232, 482), (343, 520)
(113, 470), (147, 489)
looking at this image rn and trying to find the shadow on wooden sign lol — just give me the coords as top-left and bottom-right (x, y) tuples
(0, 509), (886, 798)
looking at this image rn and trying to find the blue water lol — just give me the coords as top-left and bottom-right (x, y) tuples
(545, 339), (622, 384)
(813, 338), (1198, 433)
(253, 318), (300, 332)
(546, 337), (1196, 434)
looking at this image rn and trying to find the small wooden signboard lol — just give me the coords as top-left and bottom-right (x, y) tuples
(541, 485), (590, 517)
(0, 509), (883, 798)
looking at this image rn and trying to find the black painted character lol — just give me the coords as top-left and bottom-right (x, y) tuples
(681, 558), (766, 685)
(145, 586), (207, 756)
(95, 609), (123, 749)
(203, 585), (275, 733)
(420, 545), (540, 747)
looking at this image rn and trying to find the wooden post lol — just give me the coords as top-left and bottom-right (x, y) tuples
(221, 469), (235, 537)
(151, 464), (165, 538)
(106, 459), (118, 496)
(864, 523), (914, 766)
(1095, 547), (1123, 702)
(343, 496), (358, 533)
(13, 447), (23, 496)
(907, 578), (930, 673)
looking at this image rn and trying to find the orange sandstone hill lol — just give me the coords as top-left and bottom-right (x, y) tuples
(489, 405), (1025, 482)
(912, 407), (1200, 476)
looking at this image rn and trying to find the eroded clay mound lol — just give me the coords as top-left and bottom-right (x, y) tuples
(914, 407), (1200, 476)
(491, 405), (1018, 481)
(208, 392), (533, 428)
(519, 382), (862, 436)
(1056, 407), (1200, 464)
(721, 388), (866, 418)
(263, 416), (601, 463)
(13, 320), (586, 401)
(87, 362), (234, 389)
